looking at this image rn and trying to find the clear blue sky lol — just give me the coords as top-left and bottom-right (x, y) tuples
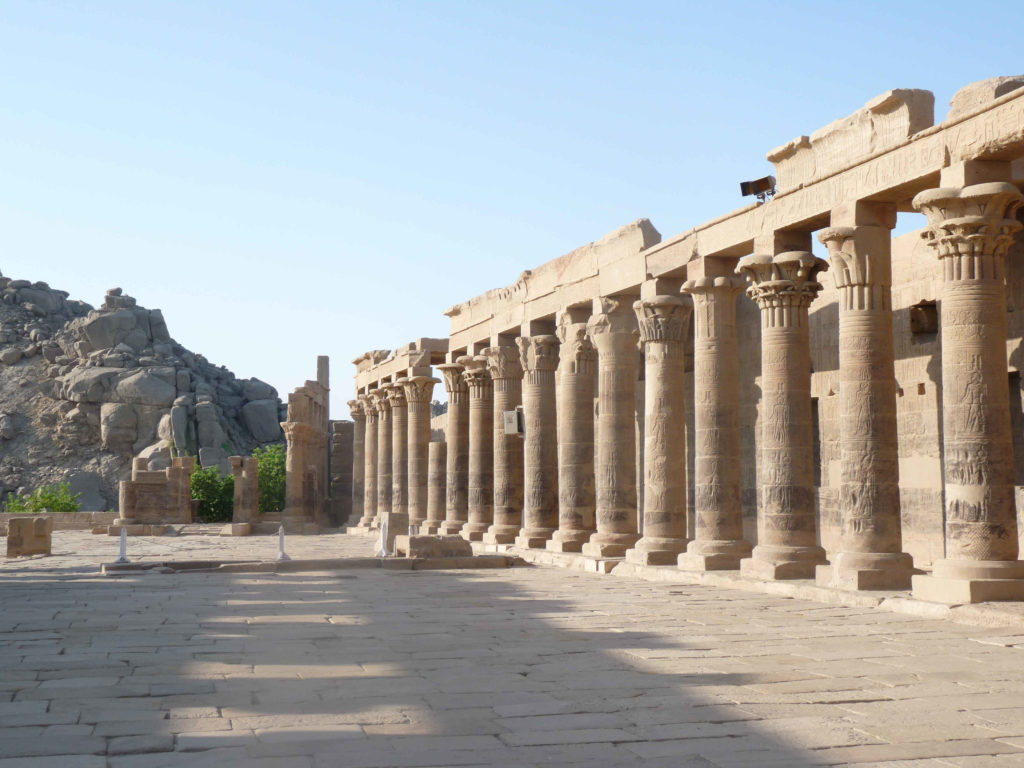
(1, 1), (1019, 417)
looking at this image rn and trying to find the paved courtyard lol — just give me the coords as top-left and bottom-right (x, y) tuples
(2, 532), (1024, 767)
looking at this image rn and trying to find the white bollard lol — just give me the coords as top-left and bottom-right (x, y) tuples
(276, 525), (290, 562)
(376, 520), (390, 557)
(115, 527), (130, 564)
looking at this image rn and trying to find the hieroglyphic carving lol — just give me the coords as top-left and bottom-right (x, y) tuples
(515, 335), (560, 547)
(401, 376), (438, 529)
(357, 394), (378, 527)
(347, 399), (366, 526)
(459, 356), (493, 540)
(384, 383), (409, 531)
(483, 346), (524, 543)
(436, 363), (469, 534)
(369, 389), (392, 524)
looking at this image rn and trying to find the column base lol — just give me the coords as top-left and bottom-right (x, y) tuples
(677, 539), (752, 571)
(460, 523), (490, 542)
(438, 520), (466, 536)
(624, 536), (689, 566)
(483, 527), (518, 545)
(816, 551), (914, 591)
(581, 532), (640, 559)
(912, 559), (1024, 604)
(514, 527), (557, 549)
(408, 518), (428, 535)
(740, 544), (827, 580)
(546, 529), (593, 553)
(356, 515), (375, 528)
(421, 521), (444, 535)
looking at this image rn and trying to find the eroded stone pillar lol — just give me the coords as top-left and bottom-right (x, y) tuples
(437, 362), (470, 535)
(460, 356), (493, 541)
(815, 204), (914, 590)
(625, 295), (691, 565)
(483, 346), (524, 544)
(548, 314), (597, 553)
(426, 441), (447, 533)
(911, 173), (1024, 603)
(582, 296), (641, 558)
(386, 383), (409, 535)
(515, 335), (560, 548)
(348, 399), (366, 527)
(401, 376), (438, 533)
(358, 394), (378, 527)
(736, 251), (828, 579)
(371, 389), (392, 527)
(678, 277), (752, 571)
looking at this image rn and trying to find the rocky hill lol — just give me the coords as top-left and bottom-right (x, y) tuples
(0, 277), (285, 510)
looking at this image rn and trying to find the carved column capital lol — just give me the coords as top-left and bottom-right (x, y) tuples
(483, 346), (523, 381)
(400, 375), (439, 404)
(633, 295), (691, 344)
(682, 275), (746, 303)
(516, 335), (560, 373)
(348, 399), (365, 421)
(586, 296), (638, 339)
(557, 316), (597, 375)
(736, 251), (828, 318)
(437, 363), (468, 395)
(368, 389), (390, 414)
(383, 383), (406, 408)
(913, 182), (1024, 281)
(458, 355), (492, 397)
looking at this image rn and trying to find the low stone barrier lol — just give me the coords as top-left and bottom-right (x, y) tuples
(0, 511), (117, 535)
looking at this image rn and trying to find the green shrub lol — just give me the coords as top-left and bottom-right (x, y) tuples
(254, 444), (286, 513)
(4, 482), (82, 514)
(191, 466), (234, 523)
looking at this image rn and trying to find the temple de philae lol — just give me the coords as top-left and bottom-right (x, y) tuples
(346, 76), (1024, 606)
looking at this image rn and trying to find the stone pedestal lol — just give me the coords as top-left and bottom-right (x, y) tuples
(678, 277), (752, 571)
(582, 297), (641, 558)
(402, 376), (438, 533)
(460, 356), (493, 541)
(910, 176), (1024, 603)
(371, 389), (392, 529)
(424, 441), (447, 534)
(357, 394), (378, 527)
(625, 296), (692, 566)
(7, 516), (52, 557)
(437, 363), (470, 536)
(814, 206), (914, 591)
(483, 347), (524, 544)
(515, 335), (560, 549)
(548, 316), (597, 553)
(736, 251), (829, 579)
(229, 455), (260, 524)
(387, 384), (410, 537)
(348, 399), (366, 526)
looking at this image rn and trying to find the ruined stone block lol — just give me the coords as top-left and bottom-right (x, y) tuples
(7, 516), (53, 556)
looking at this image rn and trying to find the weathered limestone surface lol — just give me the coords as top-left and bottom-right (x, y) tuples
(329, 420), (353, 526)
(280, 359), (329, 532)
(437, 363), (469, 535)
(347, 400), (366, 526)
(372, 389), (392, 529)
(118, 456), (195, 524)
(402, 376), (437, 532)
(460, 356), (493, 541)
(386, 383), (409, 538)
(229, 455), (259, 524)
(6, 516), (52, 556)
(482, 346), (524, 545)
(357, 394), (378, 527)
(514, 335), (559, 549)
(425, 440), (446, 533)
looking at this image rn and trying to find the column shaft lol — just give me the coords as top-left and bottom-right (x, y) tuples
(401, 376), (438, 531)
(460, 356), (493, 541)
(348, 400), (366, 528)
(387, 385), (409, 540)
(437, 363), (469, 535)
(483, 347), (524, 544)
(359, 396), (378, 527)
(515, 335), (560, 548)
(373, 391), (392, 527)
(426, 441), (447, 531)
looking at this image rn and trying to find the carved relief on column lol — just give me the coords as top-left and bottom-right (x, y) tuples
(678, 277), (753, 571)
(514, 334), (560, 548)
(348, 399), (366, 528)
(437, 363), (470, 535)
(401, 376), (438, 532)
(625, 295), (692, 565)
(357, 394), (378, 527)
(911, 180), (1024, 603)
(426, 441), (447, 533)
(370, 389), (392, 526)
(385, 384), (409, 541)
(482, 346), (524, 544)
(548, 316), (598, 552)
(460, 356), (494, 541)
(815, 221), (914, 590)
(582, 296), (641, 558)
(735, 251), (829, 579)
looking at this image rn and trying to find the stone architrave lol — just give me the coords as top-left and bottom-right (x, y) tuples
(548, 315), (597, 553)
(386, 383), (409, 537)
(401, 376), (438, 533)
(370, 389), (392, 528)
(911, 175), (1024, 603)
(460, 356), (493, 541)
(437, 363), (470, 535)
(735, 251), (829, 579)
(482, 346), (523, 544)
(348, 400), (366, 526)
(357, 394), (378, 527)
(425, 441), (447, 533)
(229, 456), (260, 523)
(815, 206), (914, 590)
(625, 295), (692, 565)
(582, 296), (641, 558)
(514, 335), (560, 548)
(678, 277), (753, 571)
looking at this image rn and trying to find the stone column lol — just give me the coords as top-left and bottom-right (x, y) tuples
(514, 335), (560, 548)
(815, 204), (914, 590)
(735, 251), (828, 579)
(386, 383), (409, 535)
(678, 277), (753, 571)
(437, 362), (470, 535)
(460, 356), (493, 541)
(625, 295), (692, 565)
(401, 376), (438, 533)
(548, 314), (597, 552)
(483, 346), (524, 544)
(358, 394), (378, 527)
(426, 441), (447, 533)
(371, 389), (392, 527)
(348, 400), (366, 527)
(582, 296), (641, 558)
(911, 175), (1024, 603)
